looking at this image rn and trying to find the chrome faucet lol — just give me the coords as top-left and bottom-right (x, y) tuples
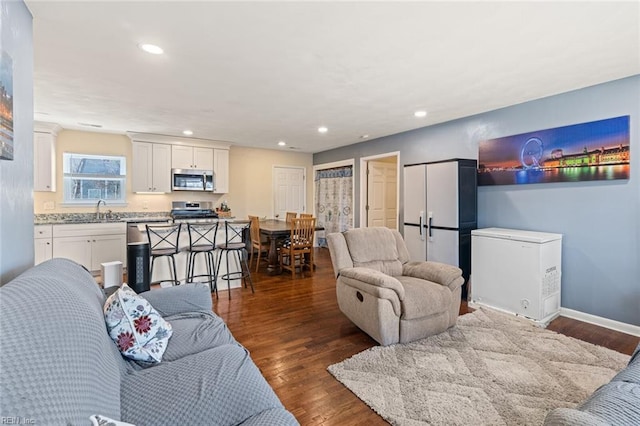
(96, 199), (106, 219)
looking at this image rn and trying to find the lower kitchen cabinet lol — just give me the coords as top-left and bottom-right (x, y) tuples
(52, 223), (126, 272)
(34, 225), (53, 265)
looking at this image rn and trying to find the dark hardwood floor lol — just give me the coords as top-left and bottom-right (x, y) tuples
(211, 247), (639, 425)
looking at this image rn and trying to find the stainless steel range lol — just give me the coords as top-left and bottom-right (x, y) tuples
(170, 201), (219, 223)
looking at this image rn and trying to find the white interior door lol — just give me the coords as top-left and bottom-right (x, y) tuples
(367, 160), (398, 229)
(274, 166), (305, 219)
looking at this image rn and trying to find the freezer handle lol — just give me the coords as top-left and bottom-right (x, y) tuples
(428, 215), (433, 238)
(419, 211), (425, 240)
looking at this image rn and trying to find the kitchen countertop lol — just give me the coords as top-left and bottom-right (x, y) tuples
(34, 212), (172, 226)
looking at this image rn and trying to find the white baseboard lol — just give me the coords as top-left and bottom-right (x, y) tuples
(559, 307), (640, 337)
(468, 301), (558, 327)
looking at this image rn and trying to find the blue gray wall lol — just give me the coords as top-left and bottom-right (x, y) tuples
(314, 76), (640, 326)
(0, 0), (34, 284)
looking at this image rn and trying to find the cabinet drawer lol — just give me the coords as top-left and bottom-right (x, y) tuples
(34, 224), (53, 239)
(53, 222), (126, 238)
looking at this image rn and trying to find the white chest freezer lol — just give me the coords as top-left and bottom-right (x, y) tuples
(470, 228), (562, 326)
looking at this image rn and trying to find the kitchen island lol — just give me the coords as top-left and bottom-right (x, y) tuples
(132, 218), (251, 294)
(34, 213), (252, 297)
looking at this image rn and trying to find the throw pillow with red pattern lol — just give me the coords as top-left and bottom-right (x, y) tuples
(103, 284), (172, 363)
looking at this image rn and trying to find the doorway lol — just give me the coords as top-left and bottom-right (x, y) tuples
(360, 152), (399, 229)
(273, 166), (306, 219)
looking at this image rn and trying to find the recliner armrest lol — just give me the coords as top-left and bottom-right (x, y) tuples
(402, 261), (464, 291)
(339, 267), (405, 300)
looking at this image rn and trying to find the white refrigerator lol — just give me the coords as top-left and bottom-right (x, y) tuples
(403, 159), (477, 297)
(470, 228), (562, 325)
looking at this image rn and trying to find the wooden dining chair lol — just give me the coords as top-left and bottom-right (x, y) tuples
(285, 212), (297, 223)
(248, 215), (268, 273)
(300, 213), (313, 218)
(279, 217), (316, 279)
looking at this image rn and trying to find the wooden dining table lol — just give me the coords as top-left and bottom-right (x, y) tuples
(258, 219), (324, 275)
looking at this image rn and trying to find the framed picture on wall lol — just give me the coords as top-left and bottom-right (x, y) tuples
(0, 50), (14, 161)
(478, 116), (630, 186)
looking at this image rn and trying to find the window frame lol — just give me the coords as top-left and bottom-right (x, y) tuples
(62, 152), (127, 205)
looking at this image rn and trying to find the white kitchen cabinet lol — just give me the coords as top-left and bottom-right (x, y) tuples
(34, 132), (57, 192)
(34, 225), (53, 265)
(91, 234), (128, 271)
(171, 145), (213, 170)
(52, 223), (126, 272)
(131, 142), (171, 193)
(213, 148), (229, 193)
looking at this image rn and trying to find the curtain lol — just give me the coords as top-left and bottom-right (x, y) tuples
(315, 165), (353, 247)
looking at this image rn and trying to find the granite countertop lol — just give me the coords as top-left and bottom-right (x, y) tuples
(34, 212), (172, 226)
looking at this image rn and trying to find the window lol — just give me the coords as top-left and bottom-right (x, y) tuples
(63, 153), (126, 204)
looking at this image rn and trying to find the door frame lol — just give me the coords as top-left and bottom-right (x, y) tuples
(359, 151), (400, 229)
(272, 165), (307, 219)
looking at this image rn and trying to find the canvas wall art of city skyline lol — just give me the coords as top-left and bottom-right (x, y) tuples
(478, 115), (630, 186)
(0, 50), (14, 161)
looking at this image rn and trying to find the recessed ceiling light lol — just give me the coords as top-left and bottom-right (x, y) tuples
(414, 110), (428, 118)
(318, 126), (328, 134)
(360, 134), (369, 139)
(278, 141), (286, 146)
(138, 43), (164, 55)
(183, 130), (193, 136)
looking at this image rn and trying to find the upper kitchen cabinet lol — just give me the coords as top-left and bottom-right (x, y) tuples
(171, 145), (214, 170)
(127, 133), (231, 192)
(33, 122), (61, 192)
(213, 148), (229, 193)
(131, 142), (171, 193)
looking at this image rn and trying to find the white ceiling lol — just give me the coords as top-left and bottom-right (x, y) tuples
(26, 1), (640, 154)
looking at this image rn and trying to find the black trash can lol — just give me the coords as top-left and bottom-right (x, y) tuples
(127, 242), (150, 293)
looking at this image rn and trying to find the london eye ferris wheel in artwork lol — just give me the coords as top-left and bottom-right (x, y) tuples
(520, 137), (544, 169)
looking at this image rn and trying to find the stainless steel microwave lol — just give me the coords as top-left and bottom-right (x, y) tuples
(171, 169), (214, 192)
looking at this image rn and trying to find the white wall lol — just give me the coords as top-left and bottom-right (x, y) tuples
(0, 0), (33, 284)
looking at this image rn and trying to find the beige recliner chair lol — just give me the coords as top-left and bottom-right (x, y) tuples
(327, 227), (464, 346)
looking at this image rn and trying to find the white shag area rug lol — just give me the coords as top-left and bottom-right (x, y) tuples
(328, 308), (630, 426)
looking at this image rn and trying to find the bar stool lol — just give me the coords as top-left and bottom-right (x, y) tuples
(146, 223), (182, 287)
(215, 221), (253, 299)
(185, 222), (219, 297)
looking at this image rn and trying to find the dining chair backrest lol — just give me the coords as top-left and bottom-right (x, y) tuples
(289, 217), (316, 249)
(187, 222), (218, 251)
(248, 216), (261, 246)
(146, 223), (181, 254)
(300, 213), (313, 218)
(285, 211), (297, 223)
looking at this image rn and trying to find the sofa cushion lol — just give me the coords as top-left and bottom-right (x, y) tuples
(161, 312), (237, 362)
(344, 227), (402, 276)
(121, 344), (294, 426)
(104, 284), (173, 364)
(397, 276), (450, 320)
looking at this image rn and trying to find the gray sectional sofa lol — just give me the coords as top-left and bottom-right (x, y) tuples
(0, 258), (298, 426)
(544, 342), (640, 425)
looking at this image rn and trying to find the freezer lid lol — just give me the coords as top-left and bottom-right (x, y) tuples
(471, 227), (562, 243)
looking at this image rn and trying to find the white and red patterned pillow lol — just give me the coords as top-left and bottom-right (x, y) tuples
(103, 284), (172, 363)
